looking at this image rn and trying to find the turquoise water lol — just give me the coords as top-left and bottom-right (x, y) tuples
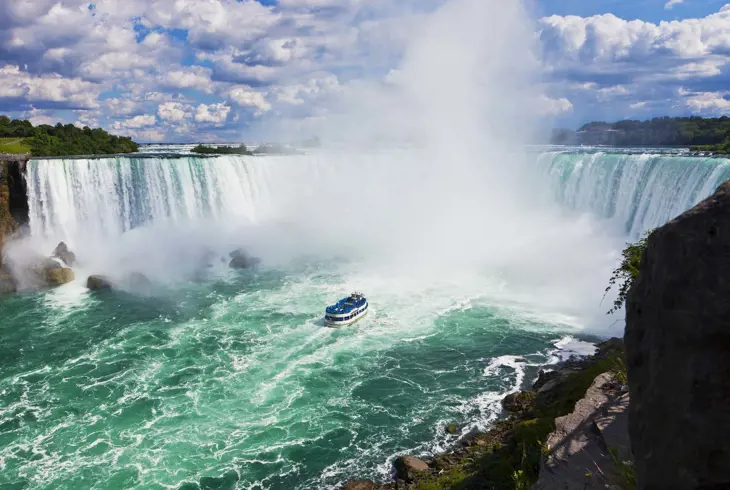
(0, 261), (583, 489)
(5, 148), (726, 489)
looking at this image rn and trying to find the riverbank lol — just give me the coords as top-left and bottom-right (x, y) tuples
(342, 338), (629, 490)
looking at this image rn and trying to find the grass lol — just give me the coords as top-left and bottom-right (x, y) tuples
(0, 137), (32, 154)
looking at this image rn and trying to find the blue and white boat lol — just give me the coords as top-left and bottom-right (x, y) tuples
(324, 292), (368, 327)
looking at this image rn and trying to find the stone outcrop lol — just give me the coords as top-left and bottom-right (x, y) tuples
(46, 267), (74, 286)
(626, 180), (730, 489)
(52, 241), (76, 267)
(0, 155), (29, 278)
(229, 248), (261, 269)
(0, 272), (15, 294)
(87, 275), (113, 290)
(341, 481), (380, 490)
(532, 373), (631, 490)
(393, 456), (429, 482)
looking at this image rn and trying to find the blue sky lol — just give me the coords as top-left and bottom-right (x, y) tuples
(2, 0), (730, 142)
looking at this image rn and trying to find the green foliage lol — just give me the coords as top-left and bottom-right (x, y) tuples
(605, 230), (653, 315)
(191, 144), (251, 155)
(0, 116), (138, 156)
(554, 116), (730, 149)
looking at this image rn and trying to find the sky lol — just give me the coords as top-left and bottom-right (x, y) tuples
(2, 0), (730, 142)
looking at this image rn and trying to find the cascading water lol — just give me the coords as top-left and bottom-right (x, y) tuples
(537, 149), (730, 237)
(2, 148), (726, 490)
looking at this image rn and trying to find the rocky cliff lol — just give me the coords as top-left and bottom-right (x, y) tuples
(626, 180), (730, 489)
(0, 154), (30, 291)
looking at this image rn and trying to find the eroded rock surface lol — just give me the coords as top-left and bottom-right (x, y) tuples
(626, 180), (730, 489)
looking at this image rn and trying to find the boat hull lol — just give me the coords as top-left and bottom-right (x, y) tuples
(324, 307), (368, 327)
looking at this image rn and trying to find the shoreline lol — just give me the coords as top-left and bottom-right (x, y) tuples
(341, 337), (626, 490)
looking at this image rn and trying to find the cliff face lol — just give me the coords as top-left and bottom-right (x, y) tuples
(626, 180), (730, 489)
(0, 155), (29, 270)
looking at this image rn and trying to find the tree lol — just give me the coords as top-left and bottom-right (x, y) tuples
(605, 230), (654, 314)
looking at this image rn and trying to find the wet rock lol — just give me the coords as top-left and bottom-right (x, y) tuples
(87, 275), (113, 290)
(394, 455), (429, 482)
(46, 267), (74, 286)
(533, 369), (561, 392)
(626, 179), (730, 489)
(229, 248), (261, 269)
(52, 241), (76, 267)
(340, 480), (379, 490)
(0, 272), (15, 294)
(126, 272), (152, 287)
(501, 391), (535, 414)
(446, 423), (459, 434)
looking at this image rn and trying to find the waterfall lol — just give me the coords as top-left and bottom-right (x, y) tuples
(26, 150), (730, 244)
(537, 150), (730, 237)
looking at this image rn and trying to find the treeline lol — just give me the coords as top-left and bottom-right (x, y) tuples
(553, 116), (730, 150)
(191, 144), (251, 155)
(0, 116), (138, 156)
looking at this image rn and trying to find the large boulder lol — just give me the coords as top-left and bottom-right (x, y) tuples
(52, 241), (76, 267)
(46, 267), (74, 286)
(340, 481), (380, 490)
(87, 275), (113, 290)
(229, 248), (261, 269)
(0, 272), (15, 294)
(625, 180), (730, 489)
(393, 455), (429, 482)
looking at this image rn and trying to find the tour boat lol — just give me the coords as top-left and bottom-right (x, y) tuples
(324, 292), (368, 327)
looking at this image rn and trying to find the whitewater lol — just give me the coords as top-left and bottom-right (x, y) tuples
(1, 148), (728, 489)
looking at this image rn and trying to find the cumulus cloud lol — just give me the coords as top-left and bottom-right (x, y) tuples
(537, 95), (573, 115)
(111, 114), (157, 130)
(157, 102), (192, 123)
(5, 1), (730, 140)
(0, 65), (99, 109)
(194, 103), (231, 125)
(227, 87), (272, 115)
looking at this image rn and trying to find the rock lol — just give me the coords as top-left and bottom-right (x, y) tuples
(595, 337), (623, 360)
(126, 272), (152, 287)
(46, 267), (74, 286)
(501, 391), (535, 414)
(228, 248), (261, 269)
(533, 372), (629, 490)
(446, 423), (459, 434)
(533, 369), (561, 391)
(87, 275), (113, 290)
(0, 272), (15, 294)
(340, 481), (379, 490)
(625, 180), (730, 489)
(394, 456), (429, 482)
(52, 241), (76, 267)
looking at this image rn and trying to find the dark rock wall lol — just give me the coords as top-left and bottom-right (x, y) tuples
(0, 157), (29, 269)
(626, 180), (730, 489)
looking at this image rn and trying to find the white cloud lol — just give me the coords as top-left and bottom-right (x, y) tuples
(537, 95), (573, 115)
(0, 65), (100, 108)
(194, 103), (231, 125)
(665, 0), (684, 10)
(682, 90), (730, 112)
(227, 87), (271, 115)
(111, 114), (157, 130)
(161, 67), (214, 93)
(157, 102), (192, 123)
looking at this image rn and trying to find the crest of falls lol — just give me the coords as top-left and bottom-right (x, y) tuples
(27, 150), (730, 243)
(536, 150), (730, 238)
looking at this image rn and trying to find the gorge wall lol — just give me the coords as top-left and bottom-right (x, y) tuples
(626, 180), (730, 488)
(0, 154), (29, 270)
